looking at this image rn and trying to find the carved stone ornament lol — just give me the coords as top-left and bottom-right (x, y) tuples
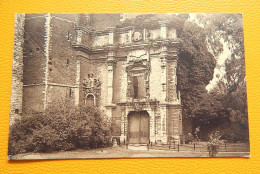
(83, 74), (101, 88)
(132, 30), (143, 42)
(82, 74), (101, 106)
(130, 102), (144, 111)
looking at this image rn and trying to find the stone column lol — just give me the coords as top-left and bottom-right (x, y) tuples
(143, 28), (147, 41)
(168, 59), (178, 102)
(172, 60), (177, 101)
(107, 51), (115, 104)
(158, 21), (169, 144)
(107, 27), (116, 105)
(159, 21), (168, 102)
(106, 50), (116, 119)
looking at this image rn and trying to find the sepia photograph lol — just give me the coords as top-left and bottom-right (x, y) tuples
(8, 13), (250, 160)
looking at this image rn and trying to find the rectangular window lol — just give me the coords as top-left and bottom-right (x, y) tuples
(67, 31), (70, 40)
(132, 75), (146, 99)
(69, 88), (74, 97)
(66, 59), (70, 68)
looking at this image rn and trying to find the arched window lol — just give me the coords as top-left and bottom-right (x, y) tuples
(85, 94), (95, 107)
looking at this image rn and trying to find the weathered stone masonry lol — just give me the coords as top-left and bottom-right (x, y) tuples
(10, 14), (182, 144)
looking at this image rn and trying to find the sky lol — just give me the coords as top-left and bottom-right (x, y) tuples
(188, 13), (232, 91)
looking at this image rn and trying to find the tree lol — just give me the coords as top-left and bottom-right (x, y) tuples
(195, 14), (248, 141)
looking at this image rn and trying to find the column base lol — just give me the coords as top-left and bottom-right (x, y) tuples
(149, 135), (156, 144)
(120, 135), (127, 144)
(155, 135), (168, 144)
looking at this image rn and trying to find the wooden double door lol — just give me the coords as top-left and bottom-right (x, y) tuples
(128, 111), (149, 144)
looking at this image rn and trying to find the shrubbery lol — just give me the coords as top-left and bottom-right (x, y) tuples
(8, 105), (113, 155)
(207, 131), (221, 157)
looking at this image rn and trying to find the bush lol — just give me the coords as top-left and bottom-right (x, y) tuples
(207, 131), (221, 157)
(8, 105), (113, 155)
(184, 133), (194, 144)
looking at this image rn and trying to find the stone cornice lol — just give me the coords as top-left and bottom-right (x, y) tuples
(76, 26), (134, 36)
(23, 83), (78, 88)
(160, 102), (182, 108)
(72, 40), (178, 55)
(105, 104), (117, 109)
(76, 54), (107, 62)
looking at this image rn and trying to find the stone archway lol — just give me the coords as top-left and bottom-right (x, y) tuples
(127, 110), (150, 144)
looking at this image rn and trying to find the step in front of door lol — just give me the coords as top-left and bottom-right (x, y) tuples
(127, 144), (149, 151)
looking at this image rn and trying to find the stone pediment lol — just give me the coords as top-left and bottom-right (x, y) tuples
(126, 61), (150, 73)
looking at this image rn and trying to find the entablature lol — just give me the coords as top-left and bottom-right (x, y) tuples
(72, 40), (179, 55)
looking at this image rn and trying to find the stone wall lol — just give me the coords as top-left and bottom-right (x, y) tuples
(23, 15), (46, 85)
(22, 14), (80, 112)
(48, 14), (78, 85)
(9, 14), (25, 123)
(113, 60), (127, 103)
(22, 86), (45, 113)
(167, 108), (182, 138)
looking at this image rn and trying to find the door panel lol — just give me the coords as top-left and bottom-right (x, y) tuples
(128, 111), (149, 144)
(128, 112), (140, 144)
(139, 112), (149, 143)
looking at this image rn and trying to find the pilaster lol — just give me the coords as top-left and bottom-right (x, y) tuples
(159, 20), (167, 39)
(160, 46), (168, 102)
(160, 105), (168, 143)
(120, 106), (127, 143)
(108, 27), (116, 45)
(76, 28), (82, 44)
(148, 108), (156, 143)
(107, 51), (116, 105)
(106, 47), (116, 119)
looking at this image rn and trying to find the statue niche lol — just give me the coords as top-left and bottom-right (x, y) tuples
(82, 73), (101, 106)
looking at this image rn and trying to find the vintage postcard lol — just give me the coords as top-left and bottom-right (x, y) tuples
(8, 13), (250, 160)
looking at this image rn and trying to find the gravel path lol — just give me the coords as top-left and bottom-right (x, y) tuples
(9, 146), (250, 160)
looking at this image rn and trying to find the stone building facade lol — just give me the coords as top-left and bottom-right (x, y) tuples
(10, 13), (182, 144)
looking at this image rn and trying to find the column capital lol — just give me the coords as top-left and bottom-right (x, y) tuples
(107, 27), (116, 33)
